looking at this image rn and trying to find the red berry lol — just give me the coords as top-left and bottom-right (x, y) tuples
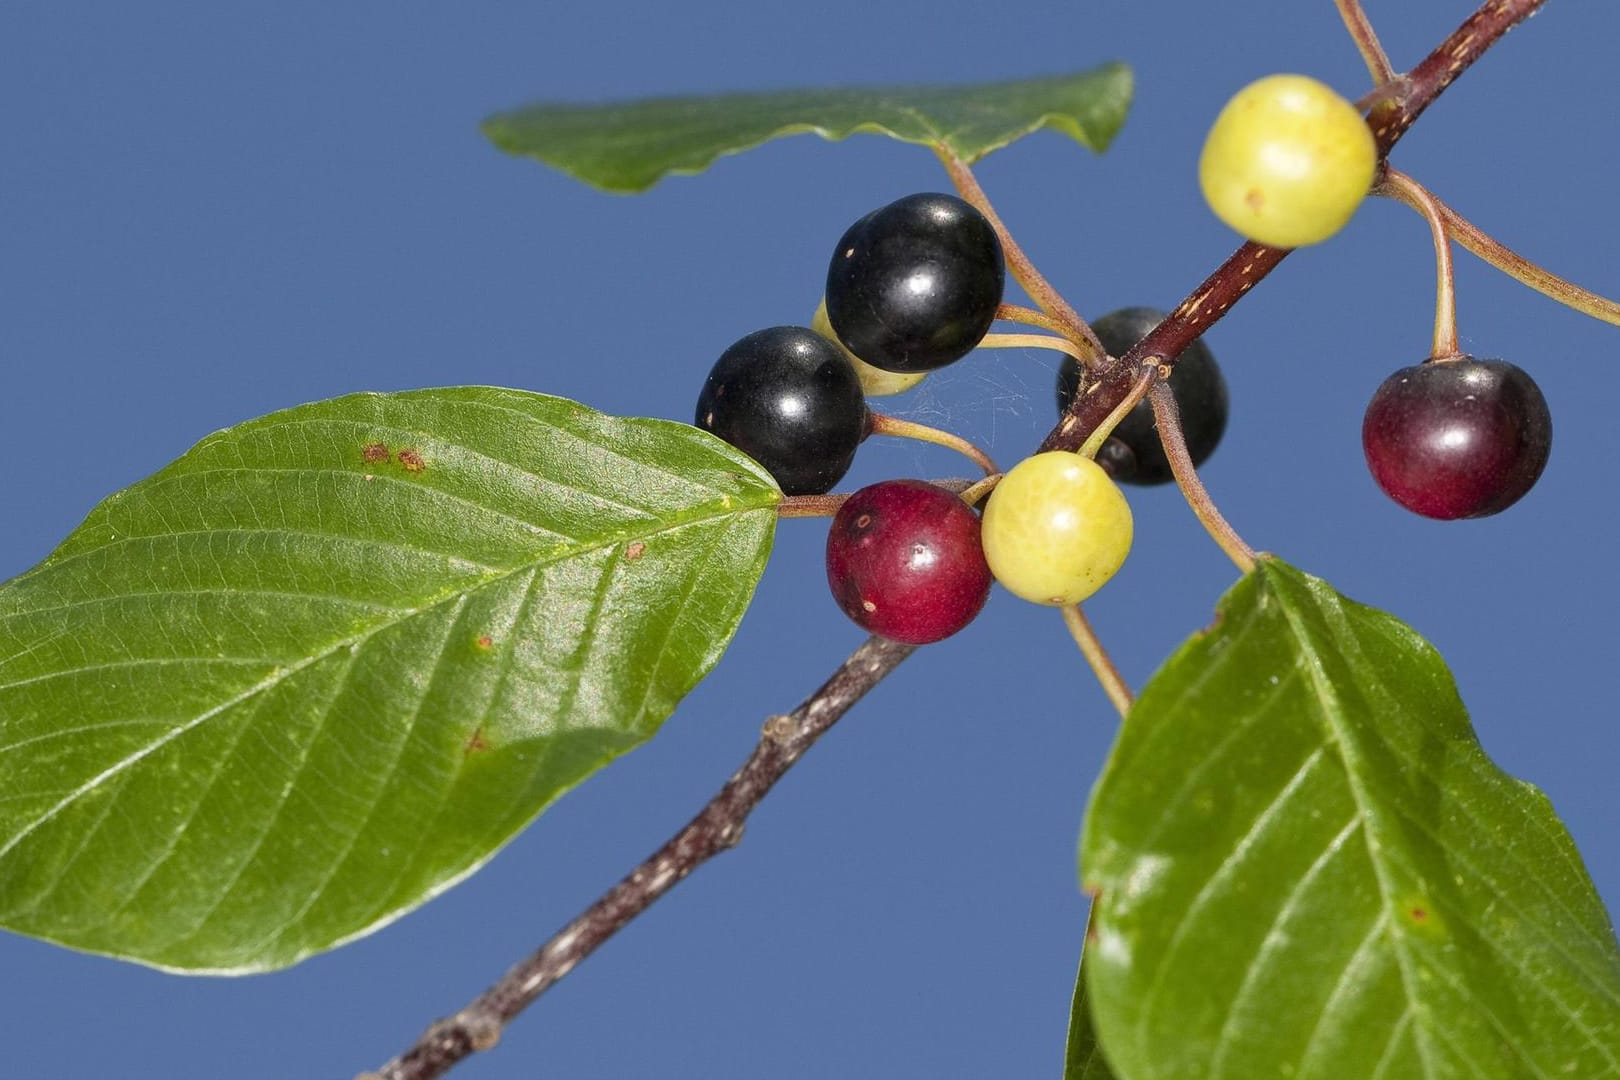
(825, 480), (991, 645)
(1362, 357), (1552, 520)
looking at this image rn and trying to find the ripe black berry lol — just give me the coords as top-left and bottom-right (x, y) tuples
(825, 480), (991, 645)
(695, 326), (868, 496)
(825, 193), (1005, 374)
(1362, 356), (1552, 520)
(1055, 307), (1228, 485)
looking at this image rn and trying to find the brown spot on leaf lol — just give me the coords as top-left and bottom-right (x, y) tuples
(463, 728), (491, 755)
(474, 634), (494, 651)
(1409, 907), (1428, 922)
(397, 448), (426, 473)
(624, 541), (646, 562)
(362, 442), (391, 464)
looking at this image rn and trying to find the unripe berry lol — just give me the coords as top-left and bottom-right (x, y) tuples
(981, 452), (1133, 606)
(1199, 74), (1376, 249)
(812, 298), (926, 397)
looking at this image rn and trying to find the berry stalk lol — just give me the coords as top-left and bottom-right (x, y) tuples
(998, 303), (1103, 361)
(1060, 605), (1134, 717)
(1377, 167), (1460, 359)
(936, 146), (1105, 359)
(1334, 0), (1396, 86)
(867, 412), (1000, 476)
(1150, 383), (1256, 572)
(1412, 182), (1620, 327)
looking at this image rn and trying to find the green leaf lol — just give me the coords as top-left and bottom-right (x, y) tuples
(1064, 929), (1121, 1080)
(0, 388), (778, 973)
(484, 66), (1132, 193)
(1080, 558), (1620, 1078)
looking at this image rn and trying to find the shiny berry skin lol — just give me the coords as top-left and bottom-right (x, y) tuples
(1055, 307), (1228, 485)
(695, 326), (868, 496)
(1199, 74), (1376, 249)
(981, 452), (1133, 606)
(1362, 357), (1552, 520)
(825, 193), (1005, 373)
(825, 480), (992, 645)
(812, 297), (926, 397)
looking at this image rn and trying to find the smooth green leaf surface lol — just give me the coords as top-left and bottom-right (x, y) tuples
(0, 388), (778, 972)
(484, 66), (1131, 192)
(1081, 558), (1620, 1079)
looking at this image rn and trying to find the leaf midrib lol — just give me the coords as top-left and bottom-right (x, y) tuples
(1267, 573), (1446, 1078)
(0, 499), (774, 864)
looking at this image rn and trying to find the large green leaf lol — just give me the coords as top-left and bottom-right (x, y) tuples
(484, 66), (1131, 193)
(0, 388), (778, 973)
(1080, 558), (1620, 1078)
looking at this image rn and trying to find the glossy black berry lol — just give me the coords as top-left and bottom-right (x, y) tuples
(825, 193), (1005, 374)
(695, 326), (868, 495)
(1055, 307), (1228, 485)
(825, 479), (991, 644)
(1362, 357), (1551, 520)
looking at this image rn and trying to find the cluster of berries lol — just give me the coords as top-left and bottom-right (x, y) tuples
(693, 70), (1556, 647)
(1200, 73), (1552, 520)
(694, 195), (1229, 645)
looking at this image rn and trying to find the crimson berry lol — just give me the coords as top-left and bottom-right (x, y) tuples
(825, 193), (1005, 373)
(1362, 357), (1552, 520)
(1055, 307), (1228, 485)
(695, 326), (868, 496)
(825, 480), (992, 645)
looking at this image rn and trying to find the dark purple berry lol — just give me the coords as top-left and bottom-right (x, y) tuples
(825, 480), (991, 645)
(1055, 307), (1228, 485)
(1362, 356), (1551, 520)
(825, 193), (1005, 373)
(695, 326), (868, 496)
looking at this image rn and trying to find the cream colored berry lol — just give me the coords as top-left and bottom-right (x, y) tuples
(1199, 73), (1376, 249)
(812, 297), (926, 397)
(981, 452), (1133, 606)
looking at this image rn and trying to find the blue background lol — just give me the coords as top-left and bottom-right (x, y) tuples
(2, 2), (1616, 1077)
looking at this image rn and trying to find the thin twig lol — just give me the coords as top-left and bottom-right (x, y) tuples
(1376, 168), (1460, 358)
(1335, 0), (1397, 85)
(1150, 384), (1255, 573)
(372, 3), (1548, 1075)
(366, 636), (917, 1080)
(936, 146), (1105, 359)
(1059, 605), (1134, 716)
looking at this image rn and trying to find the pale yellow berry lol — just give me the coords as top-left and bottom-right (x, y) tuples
(812, 298), (926, 397)
(1199, 74), (1376, 249)
(981, 452), (1133, 606)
